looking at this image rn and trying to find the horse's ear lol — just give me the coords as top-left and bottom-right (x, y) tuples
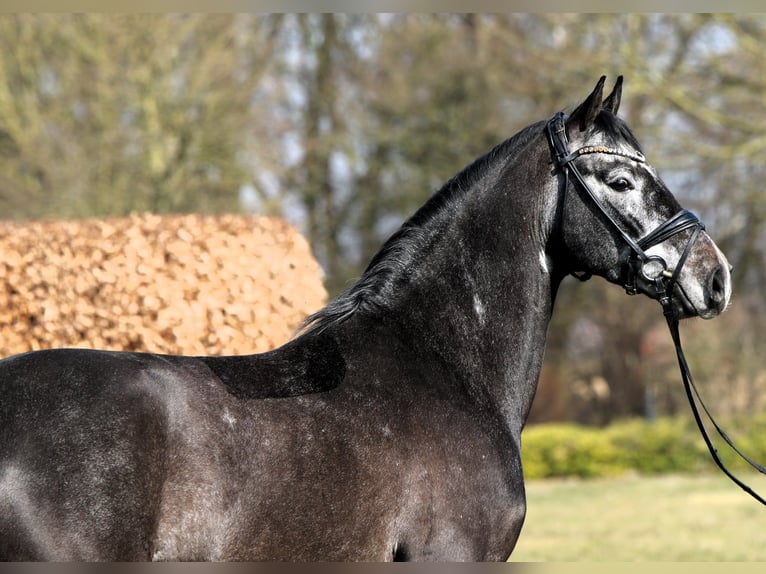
(602, 75), (623, 115)
(568, 75), (606, 132)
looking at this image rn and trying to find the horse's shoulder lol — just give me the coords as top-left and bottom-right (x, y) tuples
(198, 332), (346, 399)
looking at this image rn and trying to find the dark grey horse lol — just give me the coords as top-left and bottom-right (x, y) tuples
(0, 77), (730, 561)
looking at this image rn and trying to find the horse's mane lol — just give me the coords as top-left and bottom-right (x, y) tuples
(299, 120), (547, 336)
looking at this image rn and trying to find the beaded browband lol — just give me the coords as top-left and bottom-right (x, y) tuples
(572, 145), (645, 163)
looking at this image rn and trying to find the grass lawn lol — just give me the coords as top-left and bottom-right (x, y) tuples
(509, 472), (766, 561)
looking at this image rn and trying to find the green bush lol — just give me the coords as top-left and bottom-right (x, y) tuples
(520, 423), (624, 479)
(521, 414), (766, 479)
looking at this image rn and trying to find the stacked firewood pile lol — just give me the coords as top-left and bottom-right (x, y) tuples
(0, 213), (327, 357)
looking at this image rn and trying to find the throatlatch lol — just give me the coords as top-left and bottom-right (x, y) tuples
(546, 111), (766, 507)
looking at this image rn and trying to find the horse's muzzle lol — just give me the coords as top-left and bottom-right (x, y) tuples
(675, 248), (732, 320)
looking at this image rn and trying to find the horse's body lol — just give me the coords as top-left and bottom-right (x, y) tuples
(0, 77), (731, 561)
(1, 332), (527, 560)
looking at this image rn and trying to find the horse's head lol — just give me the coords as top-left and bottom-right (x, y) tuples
(550, 76), (731, 320)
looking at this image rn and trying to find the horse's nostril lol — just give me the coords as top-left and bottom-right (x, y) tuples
(709, 267), (726, 307)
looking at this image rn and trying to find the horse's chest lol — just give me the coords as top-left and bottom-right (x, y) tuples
(399, 449), (524, 554)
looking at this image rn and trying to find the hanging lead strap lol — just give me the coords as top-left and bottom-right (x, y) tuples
(666, 315), (766, 506)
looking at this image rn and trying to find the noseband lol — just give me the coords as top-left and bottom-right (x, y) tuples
(546, 111), (766, 507)
(546, 112), (704, 319)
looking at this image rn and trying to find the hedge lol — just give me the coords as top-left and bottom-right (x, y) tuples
(521, 413), (766, 479)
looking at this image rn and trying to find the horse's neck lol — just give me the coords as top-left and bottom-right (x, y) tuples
(398, 248), (556, 433)
(366, 156), (561, 434)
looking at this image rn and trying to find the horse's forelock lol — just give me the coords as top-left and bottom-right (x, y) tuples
(593, 109), (643, 154)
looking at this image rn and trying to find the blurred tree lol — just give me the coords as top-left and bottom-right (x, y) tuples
(0, 14), (280, 218)
(288, 14), (604, 294)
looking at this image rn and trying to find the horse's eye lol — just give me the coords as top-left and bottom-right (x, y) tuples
(608, 177), (634, 192)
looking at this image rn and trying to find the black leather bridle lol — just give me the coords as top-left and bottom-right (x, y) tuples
(546, 112), (705, 314)
(546, 111), (766, 506)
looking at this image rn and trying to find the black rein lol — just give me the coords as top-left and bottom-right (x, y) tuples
(546, 112), (766, 507)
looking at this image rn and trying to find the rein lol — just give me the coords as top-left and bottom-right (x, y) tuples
(546, 112), (766, 506)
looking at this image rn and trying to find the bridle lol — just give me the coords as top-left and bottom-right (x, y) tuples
(546, 111), (766, 506)
(546, 112), (704, 313)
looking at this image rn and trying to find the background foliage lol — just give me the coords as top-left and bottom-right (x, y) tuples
(521, 414), (766, 479)
(1, 13), (764, 425)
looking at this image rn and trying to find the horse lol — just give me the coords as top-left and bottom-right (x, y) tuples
(0, 76), (731, 561)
